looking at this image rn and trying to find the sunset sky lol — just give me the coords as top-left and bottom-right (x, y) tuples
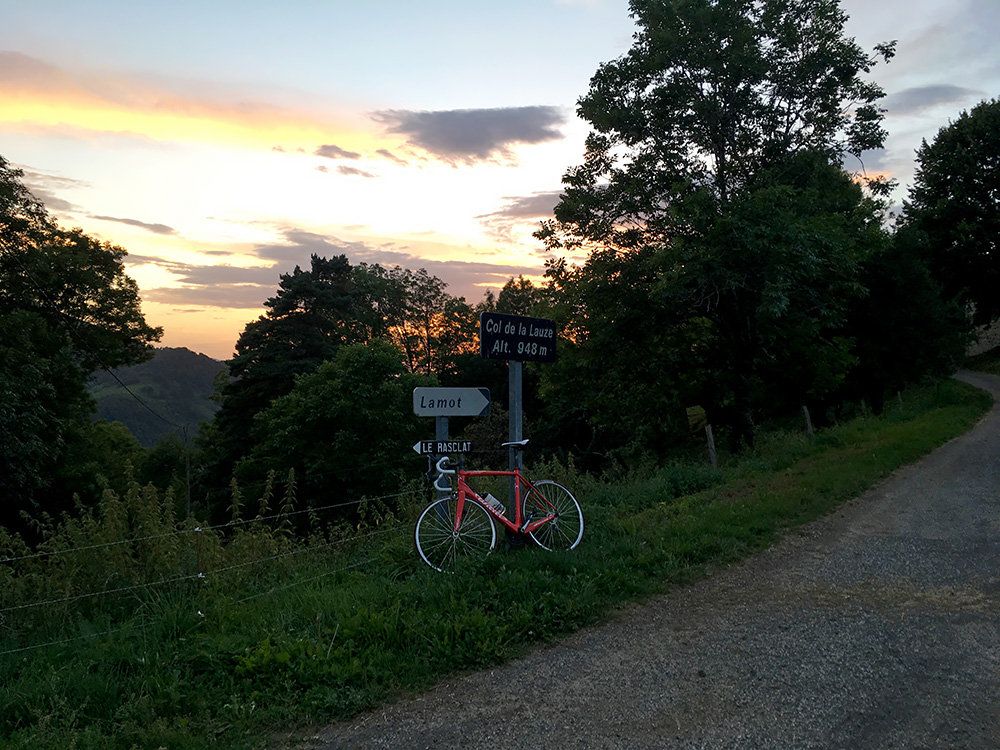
(2, 0), (997, 359)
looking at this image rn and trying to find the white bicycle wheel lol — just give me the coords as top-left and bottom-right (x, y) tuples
(414, 496), (497, 572)
(522, 480), (584, 551)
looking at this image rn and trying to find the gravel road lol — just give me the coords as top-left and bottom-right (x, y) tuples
(307, 371), (1000, 749)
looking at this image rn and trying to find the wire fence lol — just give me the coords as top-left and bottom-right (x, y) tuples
(0, 482), (426, 657)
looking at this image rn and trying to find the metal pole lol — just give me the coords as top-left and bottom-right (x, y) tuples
(507, 359), (523, 538)
(434, 416), (450, 522)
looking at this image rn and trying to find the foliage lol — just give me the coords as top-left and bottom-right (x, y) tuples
(903, 98), (1000, 326)
(353, 263), (483, 378)
(200, 256), (365, 516)
(0, 156), (161, 526)
(235, 341), (434, 517)
(536, 0), (895, 453)
(838, 229), (971, 414)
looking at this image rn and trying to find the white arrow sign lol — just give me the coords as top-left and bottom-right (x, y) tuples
(413, 387), (490, 417)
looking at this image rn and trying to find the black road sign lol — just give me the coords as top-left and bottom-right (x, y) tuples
(412, 440), (473, 455)
(479, 312), (557, 362)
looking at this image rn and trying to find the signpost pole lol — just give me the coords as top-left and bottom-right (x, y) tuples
(434, 416), (450, 521)
(508, 359), (523, 519)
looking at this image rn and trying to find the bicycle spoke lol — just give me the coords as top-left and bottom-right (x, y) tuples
(414, 497), (496, 572)
(522, 480), (584, 551)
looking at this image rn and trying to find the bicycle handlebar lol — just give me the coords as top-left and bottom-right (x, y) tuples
(433, 456), (455, 493)
(435, 456), (456, 475)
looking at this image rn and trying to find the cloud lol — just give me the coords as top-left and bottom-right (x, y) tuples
(336, 165), (375, 178)
(476, 191), (562, 243)
(376, 148), (408, 166)
(372, 106), (566, 165)
(91, 215), (178, 235)
(133, 227), (543, 310)
(30, 188), (78, 212)
(0, 52), (361, 150)
(885, 85), (983, 116)
(315, 143), (361, 159)
(480, 192), (563, 219)
(16, 164), (88, 212)
(143, 284), (276, 309)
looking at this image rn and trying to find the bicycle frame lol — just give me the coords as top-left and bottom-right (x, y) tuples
(435, 457), (556, 535)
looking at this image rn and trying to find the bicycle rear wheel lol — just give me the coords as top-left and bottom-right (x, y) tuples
(522, 480), (584, 551)
(414, 497), (496, 572)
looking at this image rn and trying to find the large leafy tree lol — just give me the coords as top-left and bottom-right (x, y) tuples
(199, 255), (361, 514)
(353, 264), (479, 377)
(538, 0), (894, 450)
(0, 156), (162, 523)
(903, 98), (1000, 326)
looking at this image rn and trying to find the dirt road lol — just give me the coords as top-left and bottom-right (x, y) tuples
(309, 371), (1000, 749)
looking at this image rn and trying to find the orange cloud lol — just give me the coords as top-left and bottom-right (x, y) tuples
(0, 51), (377, 152)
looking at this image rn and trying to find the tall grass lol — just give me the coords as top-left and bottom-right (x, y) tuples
(0, 379), (992, 750)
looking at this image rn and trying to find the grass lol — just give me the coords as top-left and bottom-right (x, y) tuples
(0, 377), (993, 750)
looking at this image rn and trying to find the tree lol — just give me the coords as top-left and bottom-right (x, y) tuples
(198, 255), (360, 515)
(0, 156), (162, 525)
(353, 264), (479, 377)
(839, 227), (970, 414)
(904, 98), (1000, 326)
(235, 341), (433, 517)
(537, 0), (894, 450)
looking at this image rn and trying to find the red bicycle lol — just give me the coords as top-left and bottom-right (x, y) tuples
(414, 440), (584, 572)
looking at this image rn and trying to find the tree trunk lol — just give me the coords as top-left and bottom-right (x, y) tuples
(730, 374), (755, 452)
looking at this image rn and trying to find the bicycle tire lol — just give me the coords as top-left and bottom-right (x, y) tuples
(522, 480), (584, 551)
(414, 496), (497, 572)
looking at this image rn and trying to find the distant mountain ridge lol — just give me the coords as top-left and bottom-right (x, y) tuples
(89, 347), (225, 446)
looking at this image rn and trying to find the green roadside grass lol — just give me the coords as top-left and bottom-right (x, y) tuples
(0, 377), (993, 750)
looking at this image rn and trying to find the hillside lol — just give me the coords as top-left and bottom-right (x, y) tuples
(89, 347), (225, 446)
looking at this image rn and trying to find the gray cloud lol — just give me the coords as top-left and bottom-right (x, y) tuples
(17, 165), (88, 213)
(376, 148), (408, 166)
(480, 192), (562, 219)
(250, 228), (370, 263)
(336, 165), (376, 178)
(476, 191), (562, 243)
(372, 106), (566, 164)
(143, 284), (276, 309)
(91, 215), (178, 235)
(885, 85), (982, 116)
(315, 143), (361, 159)
(32, 189), (77, 212)
(842, 149), (890, 174)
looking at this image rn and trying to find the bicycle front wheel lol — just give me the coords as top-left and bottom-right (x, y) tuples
(414, 497), (497, 572)
(522, 480), (584, 551)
